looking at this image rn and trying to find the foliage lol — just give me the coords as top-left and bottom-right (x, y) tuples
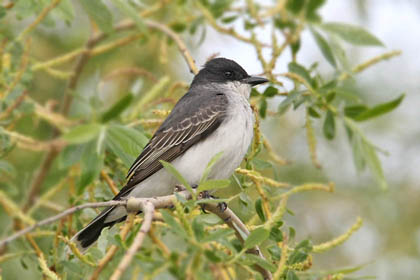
(0, 0), (402, 279)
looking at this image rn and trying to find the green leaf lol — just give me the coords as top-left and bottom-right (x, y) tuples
(321, 22), (384, 46)
(169, 21), (187, 33)
(263, 86), (278, 97)
(286, 270), (299, 280)
(62, 123), (102, 144)
(204, 250), (222, 262)
(200, 152), (223, 183)
(290, 39), (301, 57)
(197, 179), (230, 192)
(110, 0), (146, 32)
(354, 94), (405, 121)
(344, 104), (368, 118)
(221, 15), (237, 24)
(100, 93), (133, 123)
(278, 90), (300, 115)
(295, 239), (313, 251)
(269, 228), (283, 242)
(54, 0), (75, 25)
(78, 140), (103, 194)
(161, 210), (189, 239)
(288, 249), (308, 265)
(286, 0), (305, 14)
(192, 217), (205, 241)
(289, 227), (296, 239)
(244, 228), (270, 249)
(106, 125), (147, 167)
(160, 160), (194, 196)
(288, 62), (312, 86)
(58, 144), (86, 169)
(79, 0), (113, 33)
(325, 91), (336, 103)
(310, 28), (337, 68)
(259, 97), (267, 119)
(251, 158), (273, 170)
(201, 228), (234, 243)
(307, 107), (321, 118)
(305, 0), (326, 22)
(255, 198), (266, 222)
(323, 110), (335, 140)
(267, 245), (281, 261)
(251, 88), (260, 97)
(242, 254), (277, 272)
(362, 140), (387, 190)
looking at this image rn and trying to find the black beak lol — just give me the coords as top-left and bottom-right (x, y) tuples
(242, 76), (269, 86)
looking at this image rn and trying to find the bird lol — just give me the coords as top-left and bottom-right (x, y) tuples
(71, 57), (268, 252)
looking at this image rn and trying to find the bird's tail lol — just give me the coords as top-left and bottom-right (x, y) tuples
(70, 206), (126, 253)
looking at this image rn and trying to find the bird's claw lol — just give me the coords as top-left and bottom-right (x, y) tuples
(198, 191), (227, 213)
(217, 201), (227, 212)
(175, 184), (187, 192)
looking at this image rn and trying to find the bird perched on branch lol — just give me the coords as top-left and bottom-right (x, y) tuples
(71, 57), (268, 251)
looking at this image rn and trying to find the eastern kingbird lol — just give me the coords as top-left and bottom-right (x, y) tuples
(71, 58), (268, 251)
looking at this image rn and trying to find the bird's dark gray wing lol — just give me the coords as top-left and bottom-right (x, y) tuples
(113, 91), (228, 200)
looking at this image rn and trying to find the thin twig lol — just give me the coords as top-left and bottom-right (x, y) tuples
(100, 170), (119, 196)
(110, 202), (154, 280)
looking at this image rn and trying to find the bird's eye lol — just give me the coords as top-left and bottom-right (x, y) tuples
(224, 71), (233, 78)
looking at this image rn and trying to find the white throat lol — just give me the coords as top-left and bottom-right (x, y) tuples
(226, 81), (252, 99)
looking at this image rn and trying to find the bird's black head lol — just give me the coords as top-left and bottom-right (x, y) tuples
(191, 57), (268, 87)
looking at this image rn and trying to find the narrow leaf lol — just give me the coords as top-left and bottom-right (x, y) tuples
(200, 152), (223, 183)
(160, 160), (194, 196)
(244, 228), (270, 249)
(321, 22), (384, 46)
(161, 210), (189, 239)
(288, 62), (312, 85)
(263, 86), (278, 97)
(255, 198), (266, 222)
(110, 0), (146, 32)
(362, 141), (387, 190)
(344, 104), (368, 118)
(79, 0), (113, 33)
(323, 110), (335, 140)
(311, 28), (337, 68)
(354, 94), (405, 121)
(78, 140), (103, 194)
(62, 123), (102, 144)
(100, 93), (133, 123)
(106, 125), (147, 167)
(197, 179), (230, 192)
(259, 97), (267, 119)
(201, 228), (234, 243)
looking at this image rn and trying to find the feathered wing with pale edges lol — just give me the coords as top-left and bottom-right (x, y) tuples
(72, 90), (228, 251)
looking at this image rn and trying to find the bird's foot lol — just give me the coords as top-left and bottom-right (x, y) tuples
(198, 191), (227, 213)
(174, 184), (186, 192)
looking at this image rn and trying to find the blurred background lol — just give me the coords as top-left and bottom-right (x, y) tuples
(1, 0), (419, 279)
